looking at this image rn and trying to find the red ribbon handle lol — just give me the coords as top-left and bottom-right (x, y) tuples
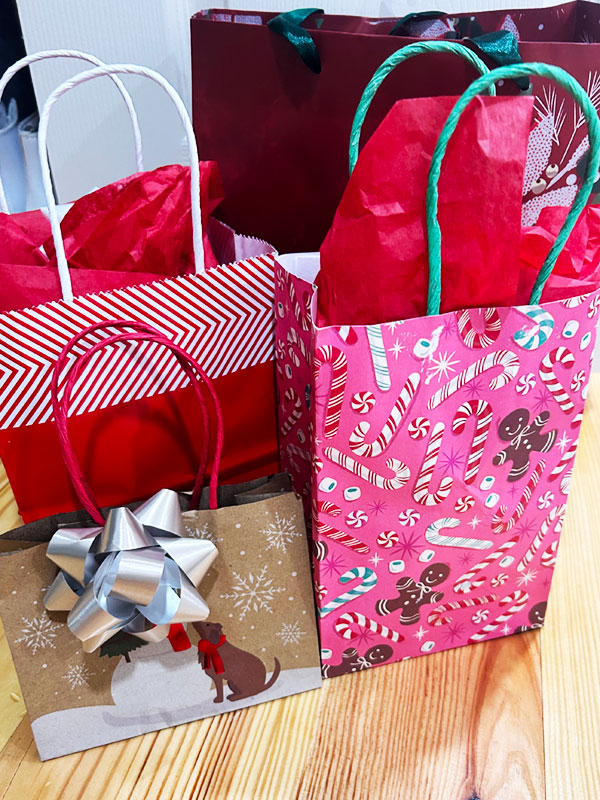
(51, 320), (224, 522)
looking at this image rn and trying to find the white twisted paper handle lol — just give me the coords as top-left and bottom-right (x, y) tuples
(39, 63), (204, 302)
(0, 49), (144, 214)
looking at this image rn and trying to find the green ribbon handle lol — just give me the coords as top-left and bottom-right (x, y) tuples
(349, 41), (495, 175)
(426, 62), (600, 315)
(267, 8), (324, 74)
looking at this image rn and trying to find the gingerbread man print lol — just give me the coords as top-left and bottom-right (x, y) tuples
(376, 563), (449, 625)
(493, 408), (557, 481)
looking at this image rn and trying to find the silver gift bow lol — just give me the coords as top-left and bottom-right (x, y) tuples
(43, 489), (218, 653)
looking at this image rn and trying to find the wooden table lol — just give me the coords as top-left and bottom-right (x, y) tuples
(1, 380), (599, 800)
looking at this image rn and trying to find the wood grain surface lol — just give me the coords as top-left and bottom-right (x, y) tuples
(1, 380), (599, 800)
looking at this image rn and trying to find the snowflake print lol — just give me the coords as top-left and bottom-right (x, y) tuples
(507, 483), (521, 498)
(515, 518), (537, 541)
(467, 515), (481, 530)
(369, 553), (383, 567)
(533, 387), (554, 413)
(458, 552), (473, 568)
(443, 622), (465, 644)
(439, 447), (466, 476)
(368, 500), (387, 517)
(321, 553), (347, 578)
(386, 321), (403, 333)
(183, 521), (221, 543)
(517, 568), (538, 587)
(557, 432), (572, 454)
(220, 565), (286, 620)
(353, 627), (375, 647)
(426, 350), (460, 383)
(63, 663), (93, 689)
(14, 612), (62, 655)
(464, 378), (484, 400)
(275, 621), (307, 646)
(441, 316), (458, 338)
(260, 512), (302, 553)
(393, 531), (421, 561)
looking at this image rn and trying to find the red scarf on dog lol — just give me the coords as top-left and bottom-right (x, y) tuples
(197, 635), (226, 674)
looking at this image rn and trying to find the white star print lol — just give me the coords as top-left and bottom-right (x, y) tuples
(467, 515), (481, 529)
(388, 340), (405, 359)
(517, 568), (538, 587)
(557, 432), (572, 453)
(369, 553), (383, 567)
(413, 626), (426, 641)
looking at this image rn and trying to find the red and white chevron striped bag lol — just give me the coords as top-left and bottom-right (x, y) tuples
(0, 63), (278, 523)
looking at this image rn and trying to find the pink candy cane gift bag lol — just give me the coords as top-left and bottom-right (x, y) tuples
(275, 51), (600, 677)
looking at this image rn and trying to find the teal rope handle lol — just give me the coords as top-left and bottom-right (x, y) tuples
(426, 63), (600, 315)
(267, 9), (324, 74)
(349, 41), (495, 174)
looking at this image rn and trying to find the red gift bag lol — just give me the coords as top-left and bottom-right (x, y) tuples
(191, 2), (600, 252)
(0, 62), (279, 523)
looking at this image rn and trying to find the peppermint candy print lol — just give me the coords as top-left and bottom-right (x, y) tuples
(351, 391), (376, 414)
(346, 510), (368, 529)
(398, 509), (420, 526)
(376, 530), (399, 549)
(570, 370), (586, 394)
(516, 373), (536, 395)
(454, 496), (475, 513)
(537, 491), (554, 510)
(408, 417), (430, 439)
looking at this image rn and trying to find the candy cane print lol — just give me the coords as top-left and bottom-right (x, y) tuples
(541, 539), (559, 568)
(468, 590), (529, 643)
(366, 324), (391, 392)
(425, 517), (493, 550)
(349, 373), (420, 457)
(456, 308), (502, 348)
(314, 345), (348, 438)
(427, 593), (498, 627)
(318, 567), (377, 618)
(517, 505), (566, 572)
(562, 295), (588, 308)
(314, 500), (370, 555)
(491, 459), (545, 534)
(428, 350), (519, 409)
(287, 327), (309, 367)
(539, 347), (576, 413)
(452, 400), (493, 484)
(513, 306), (555, 351)
(280, 388), (302, 436)
(549, 412), (583, 481)
(453, 535), (520, 593)
(334, 611), (404, 643)
(413, 422), (453, 505)
(324, 447), (410, 490)
(288, 274), (310, 331)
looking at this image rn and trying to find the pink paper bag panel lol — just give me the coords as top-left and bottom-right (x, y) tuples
(275, 254), (598, 676)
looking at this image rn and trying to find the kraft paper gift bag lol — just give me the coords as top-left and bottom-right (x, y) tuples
(275, 54), (600, 676)
(192, 2), (600, 253)
(0, 322), (321, 760)
(0, 59), (280, 526)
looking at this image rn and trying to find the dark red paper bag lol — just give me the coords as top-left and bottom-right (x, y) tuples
(191, 2), (600, 252)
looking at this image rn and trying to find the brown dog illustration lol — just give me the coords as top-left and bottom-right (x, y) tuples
(193, 620), (281, 703)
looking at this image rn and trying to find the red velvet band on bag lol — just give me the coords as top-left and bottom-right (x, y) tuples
(50, 320), (224, 522)
(197, 635), (226, 674)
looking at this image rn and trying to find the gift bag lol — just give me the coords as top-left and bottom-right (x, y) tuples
(275, 59), (600, 676)
(191, 2), (600, 251)
(0, 322), (321, 761)
(0, 62), (280, 524)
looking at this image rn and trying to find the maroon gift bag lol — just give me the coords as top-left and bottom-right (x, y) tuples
(191, 2), (600, 252)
